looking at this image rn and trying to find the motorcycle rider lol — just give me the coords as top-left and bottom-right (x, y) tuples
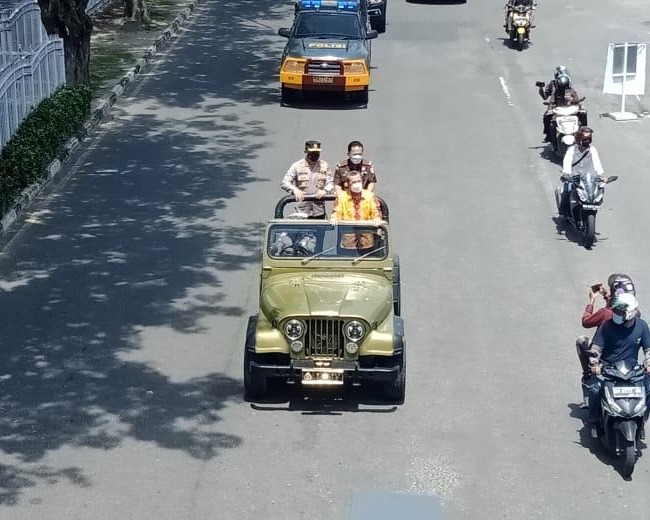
(576, 274), (638, 407)
(557, 126), (604, 219)
(587, 293), (650, 439)
(333, 141), (377, 195)
(539, 68), (587, 143)
(281, 140), (334, 219)
(504, 0), (534, 34)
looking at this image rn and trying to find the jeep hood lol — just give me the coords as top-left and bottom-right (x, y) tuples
(287, 38), (368, 60)
(261, 271), (391, 324)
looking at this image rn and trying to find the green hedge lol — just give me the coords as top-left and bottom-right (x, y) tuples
(0, 85), (91, 215)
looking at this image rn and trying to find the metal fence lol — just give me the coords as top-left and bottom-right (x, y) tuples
(0, 0), (65, 148)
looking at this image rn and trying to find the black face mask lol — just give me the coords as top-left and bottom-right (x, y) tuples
(307, 152), (320, 162)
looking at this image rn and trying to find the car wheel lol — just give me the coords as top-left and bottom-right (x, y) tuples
(382, 344), (406, 404)
(244, 348), (268, 401)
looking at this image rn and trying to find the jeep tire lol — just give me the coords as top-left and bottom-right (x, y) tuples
(382, 343), (406, 404)
(244, 349), (268, 401)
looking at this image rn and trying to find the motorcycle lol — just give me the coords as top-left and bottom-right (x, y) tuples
(596, 360), (647, 478)
(506, 4), (536, 51)
(536, 87), (586, 159)
(555, 169), (618, 249)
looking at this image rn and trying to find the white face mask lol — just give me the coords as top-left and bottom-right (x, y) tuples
(612, 314), (625, 325)
(350, 182), (362, 193)
(350, 154), (363, 165)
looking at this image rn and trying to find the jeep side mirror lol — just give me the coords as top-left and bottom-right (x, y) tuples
(606, 175), (619, 183)
(366, 30), (378, 40)
(278, 28), (291, 38)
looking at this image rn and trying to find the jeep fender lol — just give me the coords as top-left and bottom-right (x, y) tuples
(393, 316), (405, 356)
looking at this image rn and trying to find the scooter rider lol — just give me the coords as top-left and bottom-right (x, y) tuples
(587, 293), (650, 439)
(557, 126), (604, 218)
(576, 274), (638, 407)
(538, 67), (587, 142)
(504, 0), (534, 34)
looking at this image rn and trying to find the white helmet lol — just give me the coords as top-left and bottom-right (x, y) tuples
(611, 293), (639, 321)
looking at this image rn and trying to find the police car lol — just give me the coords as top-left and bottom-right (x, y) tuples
(279, 0), (378, 105)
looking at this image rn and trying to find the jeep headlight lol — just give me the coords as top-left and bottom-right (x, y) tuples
(343, 61), (367, 75)
(345, 320), (365, 341)
(284, 319), (305, 340)
(282, 58), (305, 73)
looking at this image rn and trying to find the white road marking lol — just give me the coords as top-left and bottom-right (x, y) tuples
(485, 37), (490, 43)
(499, 76), (514, 106)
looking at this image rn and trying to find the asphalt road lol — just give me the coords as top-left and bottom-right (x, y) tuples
(2, 0), (650, 518)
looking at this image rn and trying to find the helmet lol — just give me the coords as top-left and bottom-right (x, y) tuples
(611, 293), (639, 322)
(554, 66), (570, 79)
(555, 73), (571, 92)
(575, 126), (593, 146)
(608, 274), (636, 297)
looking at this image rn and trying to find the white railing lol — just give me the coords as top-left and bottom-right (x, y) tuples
(0, 37), (65, 148)
(0, 0), (65, 148)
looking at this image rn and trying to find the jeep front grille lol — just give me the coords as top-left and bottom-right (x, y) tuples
(307, 61), (342, 76)
(305, 319), (345, 358)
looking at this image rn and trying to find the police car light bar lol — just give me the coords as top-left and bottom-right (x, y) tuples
(299, 0), (359, 10)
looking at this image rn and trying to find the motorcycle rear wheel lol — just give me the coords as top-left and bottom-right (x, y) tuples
(583, 212), (596, 249)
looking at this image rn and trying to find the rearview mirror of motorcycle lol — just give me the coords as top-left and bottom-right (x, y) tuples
(560, 174), (571, 182)
(606, 175), (619, 183)
(542, 101), (550, 105)
(579, 97), (586, 102)
(535, 81), (545, 87)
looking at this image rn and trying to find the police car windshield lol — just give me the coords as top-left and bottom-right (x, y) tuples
(294, 13), (363, 39)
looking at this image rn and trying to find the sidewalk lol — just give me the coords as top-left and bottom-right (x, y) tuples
(89, 0), (194, 102)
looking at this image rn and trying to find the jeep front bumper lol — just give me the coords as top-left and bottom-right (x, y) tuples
(249, 355), (400, 384)
(280, 59), (369, 92)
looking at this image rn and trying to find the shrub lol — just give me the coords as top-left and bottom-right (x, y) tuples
(0, 85), (91, 215)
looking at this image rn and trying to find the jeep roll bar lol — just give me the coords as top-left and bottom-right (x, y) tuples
(274, 194), (390, 222)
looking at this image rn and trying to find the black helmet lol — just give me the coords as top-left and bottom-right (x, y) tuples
(608, 274), (636, 297)
(575, 126), (593, 146)
(554, 66), (570, 79)
(556, 74), (571, 93)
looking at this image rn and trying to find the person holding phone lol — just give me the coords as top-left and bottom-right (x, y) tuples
(575, 274), (638, 407)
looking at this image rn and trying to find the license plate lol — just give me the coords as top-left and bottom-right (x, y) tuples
(312, 76), (334, 84)
(301, 369), (344, 386)
(612, 386), (644, 398)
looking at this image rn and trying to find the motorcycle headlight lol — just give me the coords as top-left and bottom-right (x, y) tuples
(604, 386), (623, 414)
(576, 188), (588, 202)
(284, 319), (305, 340)
(633, 394), (647, 415)
(593, 192), (604, 203)
(345, 320), (365, 341)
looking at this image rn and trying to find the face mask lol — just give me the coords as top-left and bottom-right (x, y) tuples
(350, 182), (362, 193)
(349, 154), (363, 165)
(307, 152), (320, 162)
(612, 314), (625, 325)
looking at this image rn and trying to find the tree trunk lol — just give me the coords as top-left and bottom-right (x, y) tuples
(63, 14), (92, 86)
(37, 0), (94, 86)
(124, 0), (134, 19)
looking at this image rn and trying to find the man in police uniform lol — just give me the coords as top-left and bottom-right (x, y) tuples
(333, 140), (377, 195)
(281, 140), (334, 219)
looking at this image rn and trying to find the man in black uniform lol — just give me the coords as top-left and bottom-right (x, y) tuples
(333, 140), (378, 195)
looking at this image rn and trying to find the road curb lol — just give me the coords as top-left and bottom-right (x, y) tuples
(0, 0), (203, 238)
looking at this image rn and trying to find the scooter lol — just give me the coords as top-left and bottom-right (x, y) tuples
(505, 3), (536, 51)
(555, 169), (618, 249)
(597, 360), (647, 479)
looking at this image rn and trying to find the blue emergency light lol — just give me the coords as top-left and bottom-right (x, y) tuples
(300, 0), (322, 9)
(337, 0), (359, 9)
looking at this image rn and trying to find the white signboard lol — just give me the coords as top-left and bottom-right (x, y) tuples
(603, 43), (646, 95)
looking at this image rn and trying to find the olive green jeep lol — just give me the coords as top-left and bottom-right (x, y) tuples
(243, 195), (405, 403)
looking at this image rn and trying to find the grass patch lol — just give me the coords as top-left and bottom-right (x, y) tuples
(90, 48), (136, 93)
(148, 0), (187, 25)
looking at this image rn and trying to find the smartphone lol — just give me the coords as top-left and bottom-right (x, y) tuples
(591, 283), (603, 293)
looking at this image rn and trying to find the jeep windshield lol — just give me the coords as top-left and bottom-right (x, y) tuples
(293, 12), (363, 39)
(268, 223), (388, 260)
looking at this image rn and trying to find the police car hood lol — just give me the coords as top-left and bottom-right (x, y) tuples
(288, 38), (367, 60)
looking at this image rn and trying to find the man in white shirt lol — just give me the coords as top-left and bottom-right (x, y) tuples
(558, 126), (604, 218)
